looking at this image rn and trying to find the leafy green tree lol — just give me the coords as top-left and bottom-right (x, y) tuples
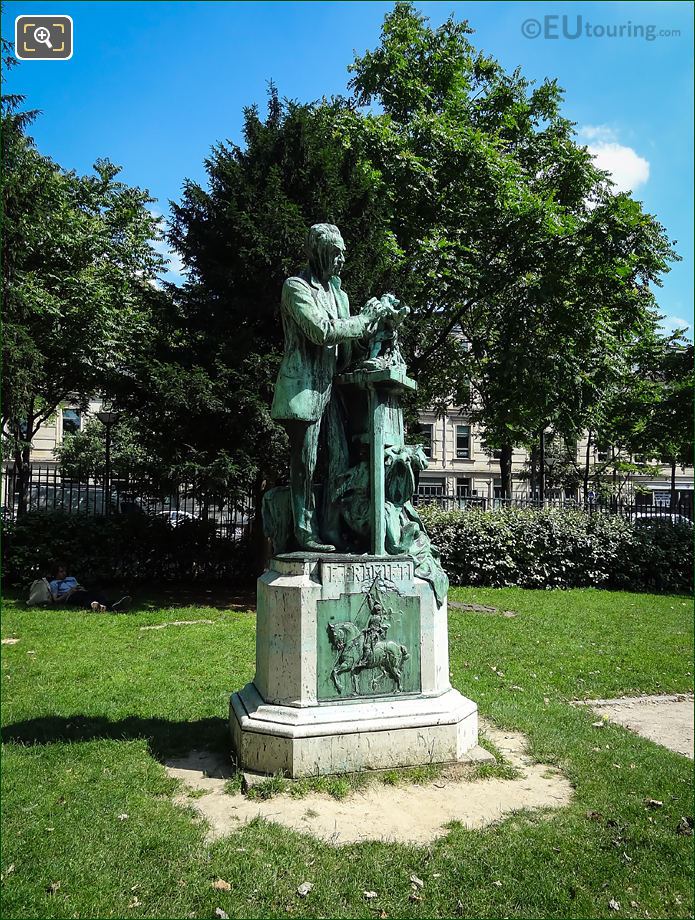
(1, 93), (163, 511)
(54, 416), (152, 483)
(519, 432), (582, 500)
(142, 87), (398, 522)
(648, 340), (694, 507)
(591, 334), (694, 505)
(346, 3), (677, 495)
(162, 3), (678, 509)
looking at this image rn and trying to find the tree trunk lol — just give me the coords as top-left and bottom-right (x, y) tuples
(13, 406), (37, 517)
(499, 444), (513, 499)
(14, 451), (31, 515)
(14, 435), (33, 517)
(584, 428), (592, 501)
(671, 457), (677, 512)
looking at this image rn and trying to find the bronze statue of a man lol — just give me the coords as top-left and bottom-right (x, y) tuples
(271, 223), (398, 552)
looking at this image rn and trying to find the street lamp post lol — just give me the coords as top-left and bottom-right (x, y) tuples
(539, 428), (546, 505)
(96, 409), (120, 516)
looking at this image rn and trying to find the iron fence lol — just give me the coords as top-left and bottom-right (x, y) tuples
(2, 464), (692, 531)
(1, 463), (255, 539)
(413, 490), (694, 522)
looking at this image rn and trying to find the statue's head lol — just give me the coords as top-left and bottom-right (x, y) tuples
(306, 223), (345, 281)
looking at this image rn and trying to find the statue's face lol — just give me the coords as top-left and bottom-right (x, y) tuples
(307, 226), (346, 281)
(328, 240), (346, 277)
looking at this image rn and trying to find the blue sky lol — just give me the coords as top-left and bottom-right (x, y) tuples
(4, 0), (693, 335)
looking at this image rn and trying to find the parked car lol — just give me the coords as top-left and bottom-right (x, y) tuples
(214, 515), (252, 539)
(633, 511), (693, 528)
(26, 484), (114, 515)
(156, 510), (199, 527)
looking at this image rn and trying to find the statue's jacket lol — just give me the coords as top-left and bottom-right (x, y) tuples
(271, 269), (365, 423)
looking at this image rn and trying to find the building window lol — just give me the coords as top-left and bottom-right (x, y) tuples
(492, 449), (502, 460)
(456, 477), (471, 497)
(415, 424), (433, 458)
(493, 478), (503, 499)
(653, 491), (671, 507)
(62, 409), (81, 435)
(456, 425), (471, 460)
(596, 443), (609, 463)
(417, 476), (445, 498)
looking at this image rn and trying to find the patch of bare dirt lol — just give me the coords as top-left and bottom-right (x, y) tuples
(165, 722), (572, 846)
(448, 602), (517, 617)
(141, 586), (256, 611)
(585, 694), (694, 759)
(140, 620), (214, 631)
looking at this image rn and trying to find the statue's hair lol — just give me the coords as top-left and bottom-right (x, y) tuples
(306, 223), (343, 276)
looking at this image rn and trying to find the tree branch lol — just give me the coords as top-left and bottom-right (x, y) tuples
(411, 297), (476, 373)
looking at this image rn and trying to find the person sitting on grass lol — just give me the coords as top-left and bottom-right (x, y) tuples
(48, 562), (131, 612)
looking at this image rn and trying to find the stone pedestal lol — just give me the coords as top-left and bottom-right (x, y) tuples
(229, 553), (480, 777)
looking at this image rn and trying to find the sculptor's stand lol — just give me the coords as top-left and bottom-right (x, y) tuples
(337, 366), (417, 555)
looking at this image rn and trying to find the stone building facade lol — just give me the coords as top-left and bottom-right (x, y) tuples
(16, 400), (695, 507)
(414, 407), (694, 505)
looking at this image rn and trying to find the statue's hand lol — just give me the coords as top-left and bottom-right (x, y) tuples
(361, 295), (408, 334)
(360, 297), (385, 331)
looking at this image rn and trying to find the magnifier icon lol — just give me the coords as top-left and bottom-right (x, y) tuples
(33, 26), (53, 49)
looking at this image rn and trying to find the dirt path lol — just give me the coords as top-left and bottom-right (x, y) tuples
(587, 694), (694, 759)
(165, 722), (572, 846)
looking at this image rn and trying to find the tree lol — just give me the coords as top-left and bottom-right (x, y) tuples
(598, 335), (694, 506)
(574, 325), (692, 505)
(163, 3), (678, 509)
(1, 96), (163, 511)
(145, 87), (399, 528)
(651, 342), (694, 508)
(346, 3), (677, 495)
(54, 416), (152, 483)
(519, 432), (582, 500)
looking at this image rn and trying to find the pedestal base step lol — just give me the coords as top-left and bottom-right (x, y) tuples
(230, 682), (480, 778)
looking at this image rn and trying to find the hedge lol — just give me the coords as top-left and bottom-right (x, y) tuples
(3, 507), (691, 595)
(2, 512), (253, 588)
(419, 505), (693, 594)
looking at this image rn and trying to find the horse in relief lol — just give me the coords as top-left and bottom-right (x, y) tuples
(327, 620), (409, 695)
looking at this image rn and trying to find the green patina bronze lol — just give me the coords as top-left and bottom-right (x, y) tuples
(318, 579), (421, 700)
(263, 223), (449, 605)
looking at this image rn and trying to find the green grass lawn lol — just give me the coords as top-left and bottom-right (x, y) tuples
(1, 587), (692, 919)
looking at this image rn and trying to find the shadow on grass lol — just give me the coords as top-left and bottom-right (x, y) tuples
(134, 584), (257, 612)
(2, 584), (257, 612)
(1, 714), (230, 760)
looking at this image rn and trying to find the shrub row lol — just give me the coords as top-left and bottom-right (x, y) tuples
(4, 507), (691, 595)
(2, 512), (254, 588)
(419, 506), (693, 594)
